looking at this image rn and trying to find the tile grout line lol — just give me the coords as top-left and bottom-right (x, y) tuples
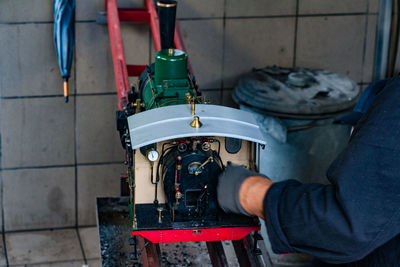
(0, 12), (381, 26)
(0, 20), (96, 25)
(0, 132), (9, 265)
(3, 225), (97, 234)
(73, 18), (79, 231)
(0, 89), (234, 100)
(0, 13), (374, 25)
(0, 92), (117, 100)
(72, 26), (87, 264)
(7, 258), (96, 266)
(76, 228), (87, 264)
(292, 0), (300, 68)
(0, 161), (124, 171)
(4, 225), (77, 234)
(219, 0), (228, 104)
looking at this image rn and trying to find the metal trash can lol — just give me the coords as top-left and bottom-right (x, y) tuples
(233, 66), (361, 266)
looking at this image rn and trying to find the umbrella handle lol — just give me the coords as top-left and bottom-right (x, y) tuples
(63, 78), (69, 103)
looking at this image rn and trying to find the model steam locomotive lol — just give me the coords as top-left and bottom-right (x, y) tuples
(116, 0), (266, 242)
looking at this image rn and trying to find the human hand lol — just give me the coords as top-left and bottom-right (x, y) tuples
(217, 163), (273, 218)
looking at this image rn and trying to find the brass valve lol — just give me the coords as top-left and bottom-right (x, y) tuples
(131, 99), (145, 113)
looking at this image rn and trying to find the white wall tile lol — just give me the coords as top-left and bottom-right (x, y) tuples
(0, 0), (53, 23)
(75, 23), (149, 94)
(76, 95), (124, 164)
(180, 19), (224, 89)
(299, 0), (368, 14)
(296, 16), (366, 83)
(226, 0), (297, 17)
(1, 98), (74, 168)
(177, 0), (224, 18)
(223, 18), (295, 88)
(0, 24), (75, 97)
(3, 168), (75, 231)
(77, 165), (122, 225)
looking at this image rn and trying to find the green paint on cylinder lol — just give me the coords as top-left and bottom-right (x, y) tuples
(141, 49), (196, 110)
(155, 49), (188, 84)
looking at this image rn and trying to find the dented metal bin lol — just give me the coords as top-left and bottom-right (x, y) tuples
(234, 67), (360, 266)
(233, 66), (360, 183)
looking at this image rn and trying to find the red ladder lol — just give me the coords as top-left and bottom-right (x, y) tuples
(106, 0), (193, 110)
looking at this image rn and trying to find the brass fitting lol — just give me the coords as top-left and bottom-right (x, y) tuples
(191, 102), (195, 115)
(185, 93), (191, 104)
(190, 116), (202, 128)
(132, 99), (145, 113)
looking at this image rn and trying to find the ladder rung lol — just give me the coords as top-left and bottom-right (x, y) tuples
(118, 9), (150, 23)
(127, 65), (147, 76)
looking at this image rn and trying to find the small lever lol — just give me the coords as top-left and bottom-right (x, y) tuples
(157, 207), (164, 224)
(194, 157), (213, 176)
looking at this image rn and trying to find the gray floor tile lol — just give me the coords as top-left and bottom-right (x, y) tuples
(180, 20), (223, 89)
(6, 229), (83, 265)
(0, 98), (75, 169)
(226, 0), (297, 17)
(223, 18), (295, 88)
(79, 227), (100, 259)
(298, 0), (368, 14)
(77, 165), (123, 225)
(296, 16), (366, 83)
(75, 22), (149, 94)
(363, 15), (377, 84)
(76, 95), (124, 164)
(177, 0), (224, 19)
(0, 24), (75, 97)
(3, 168), (75, 231)
(0, 0), (53, 23)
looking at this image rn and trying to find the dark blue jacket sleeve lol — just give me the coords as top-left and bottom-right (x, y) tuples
(263, 77), (400, 264)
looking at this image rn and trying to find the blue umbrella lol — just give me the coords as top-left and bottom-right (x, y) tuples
(53, 0), (75, 103)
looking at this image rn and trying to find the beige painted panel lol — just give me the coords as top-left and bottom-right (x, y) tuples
(134, 143), (167, 204)
(134, 138), (254, 204)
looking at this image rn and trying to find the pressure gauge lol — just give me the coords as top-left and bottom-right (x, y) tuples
(146, 149), (159, 162)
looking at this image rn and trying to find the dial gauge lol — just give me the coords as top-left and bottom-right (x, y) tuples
(146, 149), (159, 162)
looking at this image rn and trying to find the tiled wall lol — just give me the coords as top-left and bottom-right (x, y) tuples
(0, 0), (379, 232)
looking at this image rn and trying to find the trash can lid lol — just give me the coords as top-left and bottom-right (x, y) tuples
(233, 66), (360, 119)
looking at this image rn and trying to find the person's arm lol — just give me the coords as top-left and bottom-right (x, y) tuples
(261, 77), (400, 264)
(239, 176), (274, 219)
(219, 77), (400, 264)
